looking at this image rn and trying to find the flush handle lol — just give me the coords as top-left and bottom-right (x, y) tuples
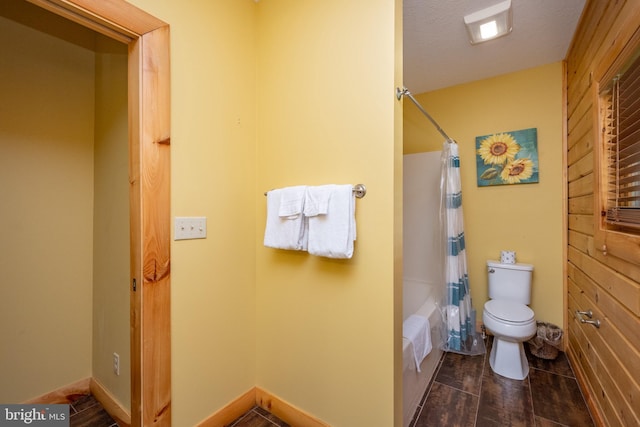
(576, 310), (600, 328)
(488, 268), (495, 273)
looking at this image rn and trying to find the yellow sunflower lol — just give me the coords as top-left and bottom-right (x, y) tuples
(477, 133), (520, 165)
(500, 158), (534, 184)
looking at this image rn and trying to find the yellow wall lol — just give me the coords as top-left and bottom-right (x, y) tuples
(125, 0), (403, 424)
(403, 62), (565, 328)
(255, 1), (402, 425)
(0, 3), (131, 406)
(3, 0), (403, 424)
(0, 10), (95, 402)
(2, 1), (562, 425)
(92, 37), (130, 409)
(126, 1), (259, 425)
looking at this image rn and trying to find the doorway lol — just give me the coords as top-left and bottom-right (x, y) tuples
(22, 1), (171, 425)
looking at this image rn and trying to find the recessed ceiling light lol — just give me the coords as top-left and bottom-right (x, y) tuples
(464, 0), (513, 45)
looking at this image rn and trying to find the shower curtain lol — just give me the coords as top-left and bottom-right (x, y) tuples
(440, 141), (485, 355)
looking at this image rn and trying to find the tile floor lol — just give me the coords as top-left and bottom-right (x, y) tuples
(68, 394), (117, 427)
(68, 336), (594, 427)
(228, 405), (290, 427)
(65, 394), (289, 427)
(409, 336), (595, 427)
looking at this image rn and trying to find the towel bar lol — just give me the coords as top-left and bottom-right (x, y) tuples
(264, 184), (367, 199)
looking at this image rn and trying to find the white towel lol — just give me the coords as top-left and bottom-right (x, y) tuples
(403, 315), (432, 372)
(279, 185), (307, 218)
(305, 184), (356, 258)
(303, 185), (332, 217)
(264, 187), (308, 250)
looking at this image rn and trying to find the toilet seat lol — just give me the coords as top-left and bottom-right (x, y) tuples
(484, 299), (534, 325)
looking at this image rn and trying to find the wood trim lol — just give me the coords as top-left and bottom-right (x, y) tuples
(25, 0), (166, 42)
(196, 388), (331, 427)
(562, 59), (569, 350)
(24, 377), (132, 427)
(25, 1), (172, 426)
(255, 387), (331, 427)
(196, 388), (257, 427)
(135, 25), (172, 427)
(128, 33), (143, 427)
(58, 0), (165, 34)
(90, 378), (131, 427)
(23, 378), (90, 404)
(25, 0), (132, 43)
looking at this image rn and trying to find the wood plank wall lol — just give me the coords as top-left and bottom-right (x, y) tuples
(565, 1), (640, 426)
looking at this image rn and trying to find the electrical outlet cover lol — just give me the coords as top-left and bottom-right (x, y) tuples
(113, 352), (120, 376)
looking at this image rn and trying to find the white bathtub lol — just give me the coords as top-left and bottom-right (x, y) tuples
(402, 279), (442, 427)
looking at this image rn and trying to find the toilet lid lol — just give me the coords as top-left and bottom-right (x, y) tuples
(485, 299), (534, 324)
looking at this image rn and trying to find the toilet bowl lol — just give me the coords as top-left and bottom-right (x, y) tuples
(483, 299), (536, 380)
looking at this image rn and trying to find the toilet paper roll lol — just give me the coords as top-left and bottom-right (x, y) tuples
(500, 250), (516, 264)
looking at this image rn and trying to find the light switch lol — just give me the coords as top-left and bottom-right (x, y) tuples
(174, 217), (207, 240)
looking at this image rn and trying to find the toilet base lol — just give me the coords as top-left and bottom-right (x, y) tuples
(489, 337), (529, 380)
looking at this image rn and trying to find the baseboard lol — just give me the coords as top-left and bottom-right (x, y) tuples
(196, 387), (256, 427)
(25, 380), (330, 427)
(196, 387), (330, 427)
(90, 378), (131, 427)
(255, 387), (330, 427)
(22, 377), (130, 427)
(24, 378), (90, 404)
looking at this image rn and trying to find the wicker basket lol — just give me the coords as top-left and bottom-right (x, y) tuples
(527, 321), (563, 360)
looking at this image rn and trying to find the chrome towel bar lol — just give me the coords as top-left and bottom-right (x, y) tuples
(264, 184), (367, 199)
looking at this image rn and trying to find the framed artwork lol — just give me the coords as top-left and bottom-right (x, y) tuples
(475, 127), (539, 186)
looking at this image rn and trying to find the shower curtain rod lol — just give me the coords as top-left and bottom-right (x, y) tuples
(396, 87), (454, 143)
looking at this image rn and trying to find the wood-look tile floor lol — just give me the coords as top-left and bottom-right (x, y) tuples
(68, 336), (593, 427)
(66, 396), (288, 427)
(68, 394), (117, 427)
(410, 336), (595, 427)
(228, 406), (290, 427)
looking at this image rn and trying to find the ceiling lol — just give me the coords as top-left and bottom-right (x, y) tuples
(403, 0), (587, 94)
(3, 0), (586, 96)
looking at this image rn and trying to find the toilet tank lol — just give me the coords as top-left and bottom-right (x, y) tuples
(487, 260), (533, 304)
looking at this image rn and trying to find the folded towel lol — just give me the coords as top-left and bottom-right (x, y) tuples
(305, 184), (356, 258)
(264, 187), (308, 251)
(303, 185), (333, 217)
(264, 184), (357, 256)
(403, 315), (432, 372)
(279, 185), (307, 218)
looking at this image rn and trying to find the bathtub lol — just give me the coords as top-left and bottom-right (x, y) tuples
(403, 279), (442, 427)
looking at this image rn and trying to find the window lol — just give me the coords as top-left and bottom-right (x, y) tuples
(594, 43), (640, 266)
(600, 51), (640, 232)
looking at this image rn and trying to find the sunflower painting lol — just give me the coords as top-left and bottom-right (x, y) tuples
(475, 128), (539, 186)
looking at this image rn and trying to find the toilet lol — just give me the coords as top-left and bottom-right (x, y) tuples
(482, 260), (536, 380)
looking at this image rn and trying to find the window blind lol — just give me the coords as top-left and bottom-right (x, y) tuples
(601, 51), (640, 229)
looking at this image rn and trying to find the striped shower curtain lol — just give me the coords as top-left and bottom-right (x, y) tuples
(440, 141), (485, 355)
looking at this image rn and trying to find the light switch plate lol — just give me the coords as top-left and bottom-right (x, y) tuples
(174, 217), (207, 240)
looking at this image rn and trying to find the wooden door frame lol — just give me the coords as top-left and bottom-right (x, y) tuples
(26, 1), (171, 426)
